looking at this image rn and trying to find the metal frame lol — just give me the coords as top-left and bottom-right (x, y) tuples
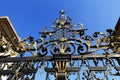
(0, 11), (120, 80)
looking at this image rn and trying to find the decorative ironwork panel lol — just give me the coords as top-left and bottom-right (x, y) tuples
(0, 10), (120, 80)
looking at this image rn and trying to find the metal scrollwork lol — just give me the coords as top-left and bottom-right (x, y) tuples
(37, 45), (48, 57)
(50, 43), (60, 54)
(64, 42), (75, 54)
(17, 11), (120, 79)
(1, 10), (120, 80)
(77, 42), (89, 55)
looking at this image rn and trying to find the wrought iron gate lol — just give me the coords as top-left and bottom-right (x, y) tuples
(0, 10), (120, 80)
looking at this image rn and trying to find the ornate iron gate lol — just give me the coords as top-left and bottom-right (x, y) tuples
(0, 10), (120, 80)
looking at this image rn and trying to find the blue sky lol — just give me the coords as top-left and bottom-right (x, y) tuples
(0, 0), (120, 39)
(0, 0), (120, 80)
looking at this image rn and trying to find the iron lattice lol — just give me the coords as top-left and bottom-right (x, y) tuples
(0, 10), (120, 80)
